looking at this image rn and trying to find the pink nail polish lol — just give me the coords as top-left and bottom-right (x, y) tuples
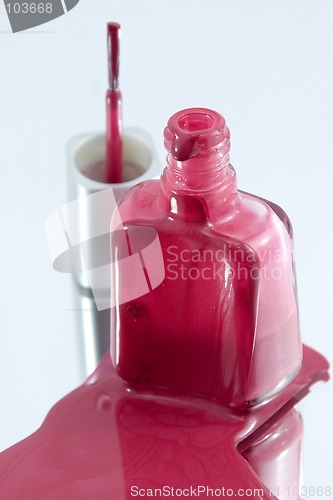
(112, 107), (302, 407)
(0, 346), (328, 499)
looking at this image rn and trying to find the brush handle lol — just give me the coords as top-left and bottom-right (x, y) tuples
(106, 88), (123, 183)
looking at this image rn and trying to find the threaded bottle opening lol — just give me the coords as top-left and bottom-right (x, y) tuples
(178, 112), (215, 132)
(164, 108), (230, 161)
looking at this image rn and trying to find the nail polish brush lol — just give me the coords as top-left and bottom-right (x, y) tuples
(57, 22), (160, 377)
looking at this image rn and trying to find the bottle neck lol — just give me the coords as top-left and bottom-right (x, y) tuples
(160, 108), (238, 221)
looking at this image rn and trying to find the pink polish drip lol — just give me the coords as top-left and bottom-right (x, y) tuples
(105, 22), (123, 184)
(111, 107), (302, 407)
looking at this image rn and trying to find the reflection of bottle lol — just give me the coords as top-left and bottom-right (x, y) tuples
(242, 409), (303, 499)
(111, 107), (302, 407)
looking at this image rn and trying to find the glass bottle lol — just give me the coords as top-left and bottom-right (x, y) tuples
(111, 108), (302, 407)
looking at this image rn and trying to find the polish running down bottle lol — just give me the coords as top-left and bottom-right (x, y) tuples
(111, 107), (302, 407)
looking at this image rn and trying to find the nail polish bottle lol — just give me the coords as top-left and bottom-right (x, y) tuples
(111, 107), (302, 407)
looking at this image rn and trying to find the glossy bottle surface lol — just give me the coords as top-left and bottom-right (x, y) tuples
(111, 108), (302, 407)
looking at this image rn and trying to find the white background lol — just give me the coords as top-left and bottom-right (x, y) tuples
(0, 0), (332, 491)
